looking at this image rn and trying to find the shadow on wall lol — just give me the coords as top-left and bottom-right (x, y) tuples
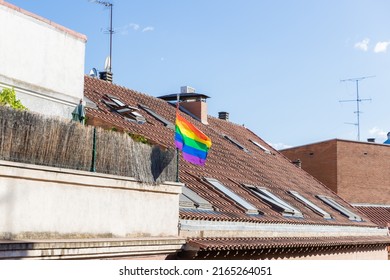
(151, 146), (176, 182)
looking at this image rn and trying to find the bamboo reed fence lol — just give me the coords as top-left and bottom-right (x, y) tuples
(0, 106), (176, 183)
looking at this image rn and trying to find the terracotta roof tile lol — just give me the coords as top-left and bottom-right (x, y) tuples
(187, 236), (390, 251)
(355, 206), (390, 228)
(84, 76), (378, 228)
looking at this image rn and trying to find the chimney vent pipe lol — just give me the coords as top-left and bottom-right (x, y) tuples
(218, 111), (229, 121)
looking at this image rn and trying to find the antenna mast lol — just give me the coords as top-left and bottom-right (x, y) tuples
(91, 0), (114, 72)
(340, 76), (374, 141)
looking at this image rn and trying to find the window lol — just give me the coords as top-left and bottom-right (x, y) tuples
(110, 97), (126, 107)
(317, 195), (363, 222)
(249, 139), (271, 154)
(223, 134), (249, 153)
(102, 94), (146, 124)
(180, 186), (213, 211)
(288, 191), (332, 219)
(139, 104), (174, 129)
(204, 178), (259, 214)
(245, 185), (303, 218)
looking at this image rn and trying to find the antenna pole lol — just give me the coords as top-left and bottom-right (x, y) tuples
(109, 3), (113, 72)
(355, 79), (362, 141)
(91, 1), (114, 72)
(340, 76), (374, 141)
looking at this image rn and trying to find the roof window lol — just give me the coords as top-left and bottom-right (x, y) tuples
(223, 134), (249, 153)
(102, 94), (146, 124)
(249, 139), (271, 154)
(288, 191), (332, 219)
(245, 185), (303, 218)
(180, 186), (213, 211)
(316, 195), (363, 222)
(204, 178), (259, 214)
(139, 104), (174, 129)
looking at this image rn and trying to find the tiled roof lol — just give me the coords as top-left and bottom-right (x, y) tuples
(187, 236), (390, 251)
(84, 76), (377, 228)
(355, 206), (390, 228)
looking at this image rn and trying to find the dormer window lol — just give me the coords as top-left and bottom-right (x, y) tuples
(245, 185), (303, 218)
(180, 186), (213, 211)
(249, 139), (271, 154)
(139, 104), (174, 129)
(288, 191), (332, 219)
(102, 94), (146, 124)
(223, 134), (250, 153)
(204, 178), (259, 215)
(317, 195), (363, 222)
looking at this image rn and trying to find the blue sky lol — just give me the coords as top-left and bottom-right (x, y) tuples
(7, 0), (390, 148)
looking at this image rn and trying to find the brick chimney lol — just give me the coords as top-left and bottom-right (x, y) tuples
(158, 86), (210, 124)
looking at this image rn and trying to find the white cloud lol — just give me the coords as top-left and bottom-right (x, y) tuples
(129, 23), (140, 31)
(142, 26), (154, 32)
(354, 38), (370, 51)
(374, 41), (390, 53)
(268, 142), (292, 150)
(118, 24), (154, 34)
(368, 127), (388, 142)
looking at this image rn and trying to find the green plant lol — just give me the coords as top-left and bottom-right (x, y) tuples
(128, 132), (149, 144)
(0, 88), (27, 110)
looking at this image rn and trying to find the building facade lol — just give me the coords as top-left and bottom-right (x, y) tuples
(0, 1), (86, 119)
(281, 139), (390, 205)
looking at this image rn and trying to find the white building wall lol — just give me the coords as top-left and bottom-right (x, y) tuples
(0, 1), (86, 119)
(0, 160), (182, 239)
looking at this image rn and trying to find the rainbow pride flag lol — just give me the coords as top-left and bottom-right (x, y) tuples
(175, 112), (212, 166)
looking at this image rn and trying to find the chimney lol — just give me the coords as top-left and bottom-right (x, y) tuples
(180, 86), (196, 94)
(367, 138), (375, 143)
(292, 159), (302, 168)
(99, 56), (113, 83)
(218, 111), (229, 121)
(158, 86), (210, 124)
(178, 86), (209, 124)
(99, 71), (113, 83)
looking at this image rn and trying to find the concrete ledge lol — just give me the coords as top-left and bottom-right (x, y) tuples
(0, 237), (186, 259)
(0, 160), (183, 239)
(0, 160), (182, 194)
(179, 219), (388, 238)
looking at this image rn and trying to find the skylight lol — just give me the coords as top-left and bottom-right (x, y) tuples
(223, 134), (249, 153)
(204, 178), (259, 214)
(180, 186), (213, 211)
(139, 104), (174, 129)
(245, 185), (303, 218)
(288, 191), (332, 219)
(110, 97), (126, 107)
(317, 195), (363, 222)
(102, 94), (146, 124)
(249, 139), (271, 154)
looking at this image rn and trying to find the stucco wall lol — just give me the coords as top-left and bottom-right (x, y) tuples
(0, 2), (86, 119)
(287, 247), (388, 260)
(0, 160), (182, 239)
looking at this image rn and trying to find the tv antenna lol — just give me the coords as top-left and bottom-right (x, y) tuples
(339, 75), (374, 141)
(90, 0), (114, 72)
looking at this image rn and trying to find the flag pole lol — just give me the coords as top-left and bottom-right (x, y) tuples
(175, 93), (180, 182)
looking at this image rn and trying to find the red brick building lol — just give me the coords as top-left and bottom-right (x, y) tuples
(281, 139), (390, 205)
(281, 139), (390, 230)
